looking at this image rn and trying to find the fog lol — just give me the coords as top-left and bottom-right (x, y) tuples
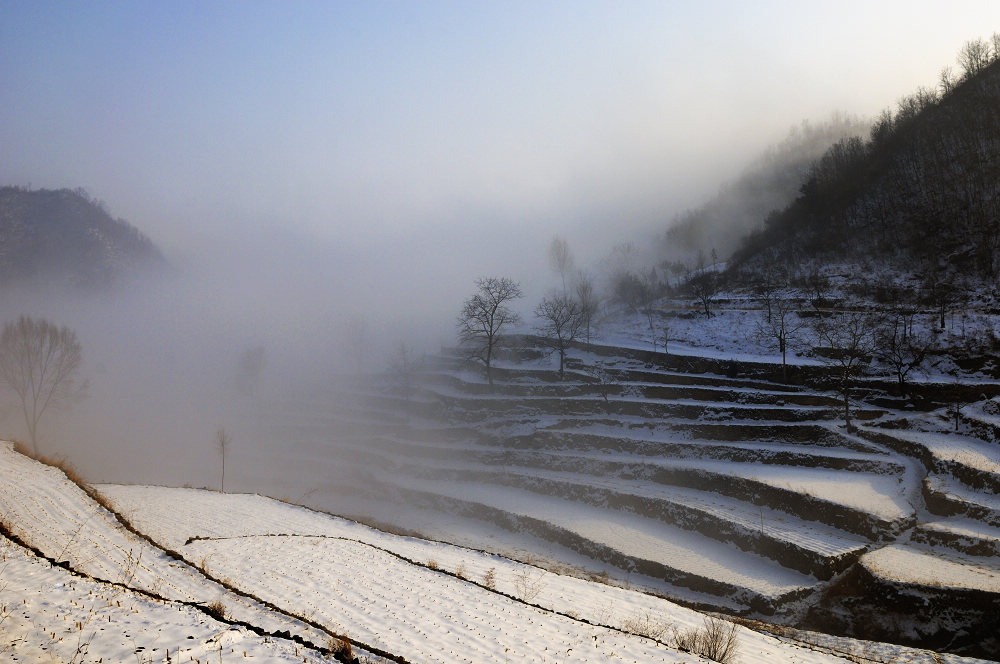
(1, 3), (999, 493)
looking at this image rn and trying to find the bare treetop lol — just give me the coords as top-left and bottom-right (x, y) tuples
(548, 237), (574, 294)
(535, 293), (584, 378)
(457, 277), (523, 387)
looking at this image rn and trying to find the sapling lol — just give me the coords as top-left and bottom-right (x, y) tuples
(216, 428), (231, 493)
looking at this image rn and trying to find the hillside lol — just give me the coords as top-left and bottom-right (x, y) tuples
(728, 48), (1000, 299)
(1, 440), (992, 663)
(216, 301), (1000, 661)
(0, 186), (166, 289)
(662, 114), (870, 265)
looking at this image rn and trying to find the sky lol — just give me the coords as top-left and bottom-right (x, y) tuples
(1, 0), (999, 483)
(3, 2), (999, 262)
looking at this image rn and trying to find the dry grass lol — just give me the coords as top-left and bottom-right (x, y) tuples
(511, 567), (545, 602)
(482, 567), (496, 590)
(620, 611), (670, 641)
(672, 616), (740, 664)
(203, 599), (226, 621)
(327, 636), (353, 660)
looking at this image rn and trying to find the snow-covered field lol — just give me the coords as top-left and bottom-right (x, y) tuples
(1, 443), (992, 663)
(96, 483), (994, 664)
(0, 537), (335, 664)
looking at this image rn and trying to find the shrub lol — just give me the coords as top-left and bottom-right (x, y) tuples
(327, 636), (353, 660)
(672, 616), (740, 664)
(620, 611), (670, 640)
(482, 567), (496, 590)
(204, 599), (226, 621)
(512, 567), (545, 602)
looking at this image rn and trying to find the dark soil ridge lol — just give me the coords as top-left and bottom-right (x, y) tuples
(350, 430), (902, 476)
(432, 391), (882, 423)
(804, 564), (1000, 660)
(377, 483), (813, 615)
(858, 426), (1000, 495)
(332, 437), (866, 576)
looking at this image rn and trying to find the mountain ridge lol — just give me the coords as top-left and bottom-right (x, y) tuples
(0, 185), (167, 290)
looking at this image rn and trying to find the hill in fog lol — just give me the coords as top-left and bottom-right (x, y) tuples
(0, 186), (166, 290)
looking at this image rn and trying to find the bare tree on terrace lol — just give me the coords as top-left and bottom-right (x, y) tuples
(457, 277), (523, 388)
(877, 313), (933, 399)
(0, 316), (86, 455)
(535, 293), (584, 379)
(810, 311), (881, 430)
(753, 298), (805, 382)
(688, 271), (718, 317)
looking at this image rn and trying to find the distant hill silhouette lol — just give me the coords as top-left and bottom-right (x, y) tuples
(0, 186), (166, 289)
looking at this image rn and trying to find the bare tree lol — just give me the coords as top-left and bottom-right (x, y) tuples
(535, 293), (584, 378)
(216, 427), (231, 493)
(0, 316), (86, 455)
(585, 362), (616, 402)
(753, 298), (805, 381)
(234, 345), (266, 399)
(811, 311), (881, 430)
(958, 38), (991, 79)
(457, 277), (523, 387)
(548, 236), (574, 295)
(877, 314), (933, 399)
(660, 320), (673, 355)
(752, 263), (784, 323)
(390, 341), (418, 403)
(639, 269), (661, 330)
(688, 271), (717, 317)
(574, 270), (598, 346)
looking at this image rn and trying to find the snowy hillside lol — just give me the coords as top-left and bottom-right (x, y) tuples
(0, 441), (993, 663)
(219, 304), (1000, 659)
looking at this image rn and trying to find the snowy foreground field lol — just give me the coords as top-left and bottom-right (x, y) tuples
(0, 443), (992, 663)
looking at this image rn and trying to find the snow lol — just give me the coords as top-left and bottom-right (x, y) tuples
(0, 537), (335, 664)
(0, 442), (337, 650)
(871, 426), (1000, 475)
(375, 473), (820, 599)
(97, 484), (989, 664)
(0, 443), (992, 663)
(860, 542), (1000, 592)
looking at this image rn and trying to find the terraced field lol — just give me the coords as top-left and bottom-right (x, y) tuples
(252, 337), (1000, 658)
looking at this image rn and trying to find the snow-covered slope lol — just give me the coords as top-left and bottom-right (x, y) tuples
(96, 483), (994, 664)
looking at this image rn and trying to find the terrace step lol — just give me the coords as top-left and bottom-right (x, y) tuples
(502, 431), (901, 473)
(859, 425), (1000, 495)
(339, 439), (909, 542)
(360, 476), (820, 614)
(351, 430), (904, 486)
(911, 518), (1000, 557)
(923, 474), (1000, 528)
(538, 420), (881, 447)
(414, 372), (841, 406)
(434, 392), (880, 424)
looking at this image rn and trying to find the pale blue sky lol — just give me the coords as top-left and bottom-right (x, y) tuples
(2, 1), (999, 263)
